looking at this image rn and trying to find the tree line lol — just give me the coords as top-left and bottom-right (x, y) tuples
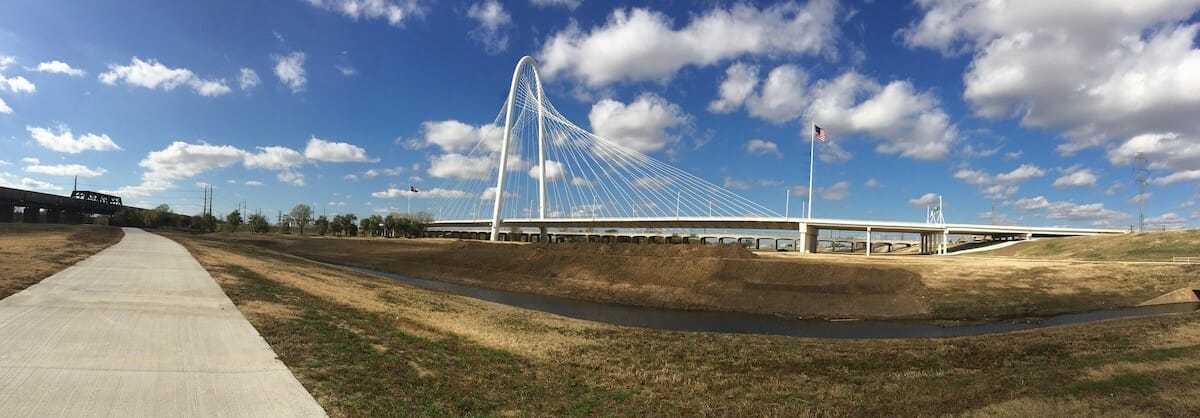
(100, 203), (433, 238)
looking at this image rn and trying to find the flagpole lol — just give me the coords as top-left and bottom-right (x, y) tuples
(807, 121), (815, 219)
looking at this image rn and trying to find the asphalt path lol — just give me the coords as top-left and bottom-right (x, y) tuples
(0, 228), (324, 417)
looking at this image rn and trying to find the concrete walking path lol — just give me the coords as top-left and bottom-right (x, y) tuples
(0, 228), (325, 417)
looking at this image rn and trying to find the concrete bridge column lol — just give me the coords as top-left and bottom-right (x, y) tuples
(798, 223), (818, 253)
(866, 227), (872, 256)
(0, 204), (13, 223)
(22, 206), (40, 223)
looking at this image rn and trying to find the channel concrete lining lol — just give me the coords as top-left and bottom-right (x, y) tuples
(0, 228), (324, 417)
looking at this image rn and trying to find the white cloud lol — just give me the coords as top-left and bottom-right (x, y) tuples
(245, 180), (264, 186)
(0, 74), (36, 93)
(373, 187), (468, 199)
(818, 141), (852, 163)
(244, 146), (306, 170)
(864, 178), (880, 188)
(708, 62), (759, 113)
(818, 181), (850, 201)
(908, 192), (939, 207)
(239, 68), (260, 90)
(98, 57), (229, 96)
(26, 125), (121, 153)
(305, 0), (424, 26)
(528, 160), (564, 180)
(1108, 133), (1200, 185)
(0, 97), (10, 114)
(746, 65), (809, 124)
(34, 60), (84, 76)
(277, 170), (306, 186)
(0, 172), (62, 192)
(107, 141), (245, 197)
(1145, 212), (1188, 229)
(530, 0), (579, 8)
(589, 93), (689, 153)
(335, 64), (357, 76)
(902, 1), (1200, 158)
(343, 174), (359, 181)
(633, 176), (675, 191)
(22, 158), (38, 164)
(1053, 169), (1098, 188)
(428, 153), (494, 180)
(954, 164), (1044, 199)
(304, 136), (376, 162)
(744, 139), (781, 158)
(0, 56), (14, 71)
(420, 120), (504, 153)
(272, 52), (307, 93)
(537, 0), (838, 86)
(467, 0), (512, 54)
(1046, 201), (1129, 225)
(24, 164), (106, 177)
(723, 177), (751, 191)
(0, 160), (8, 165)
(1013, 196), (1050, 210)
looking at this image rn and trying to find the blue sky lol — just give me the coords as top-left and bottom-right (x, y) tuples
(1, 0), (1198, 229)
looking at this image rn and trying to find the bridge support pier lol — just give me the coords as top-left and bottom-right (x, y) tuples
(797, 223), (818, 253)
(866, 227), (872, 256)
(22, 206), (40, 223)
(0, 204), (13, 223)
(45, 209), (62, 224)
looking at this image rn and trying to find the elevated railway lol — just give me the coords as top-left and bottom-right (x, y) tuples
(0, 186), (132, 223)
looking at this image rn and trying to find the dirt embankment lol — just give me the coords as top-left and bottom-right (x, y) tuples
(209, 235), (929, 319)
(0, 224), (124, 298)
(985, 229), (1200, 261)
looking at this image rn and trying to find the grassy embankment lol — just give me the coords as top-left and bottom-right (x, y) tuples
(0, 223), (124, 299)
(165, 232), (1200, 416)
(177, 232), (1198, 321)
(984, 229), (1200, 261)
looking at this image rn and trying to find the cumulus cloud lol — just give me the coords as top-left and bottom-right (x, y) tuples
(528, 160), (564, 180)
(35, 60), (84, 76)
(1145, 212), (1189, 229)
(26, 125), (121, 154)
(272, 52), (307, 93)
(818, 181), (850, 201)
(588, 93), (689, 153)
(864, 178), (880, 188)
(1046, 201), (1129, 226)
(713, 64), (958, 160)
(107, 141), (245, 197)
(98, 57), (229, 96)
(537, 0), (838, 86)
(902, 1), (1200, 162)
(420, 120), (503, 153)
(0, 74), (36, 93)
(277, 170), (306, 186)
(239, 68), (260, 90)
(305, 0), (424, 26)
(0, 98), (11, 114)
(427, 153), (494, 180)
(304, 136), (376, 162)
(467, 0), (512, 54)
(24, 164), (106, 177)
(908, 192), (939, 207)
(953, 164), (1045, 199)
(244, 146), (306, 170)
(744, 139), (782, 158)
(0, 172), (62, 192)
(1013, 196), (1050, 210)
(1053, 168), (1098, 188)
(1108, 133), (1200, 185)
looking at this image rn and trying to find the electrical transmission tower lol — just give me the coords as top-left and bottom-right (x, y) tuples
(1136, 152), (1147, 233)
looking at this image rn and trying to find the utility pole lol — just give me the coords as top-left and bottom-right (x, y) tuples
(990, 197), (996, 225)
(1136, 152), (1147, 233)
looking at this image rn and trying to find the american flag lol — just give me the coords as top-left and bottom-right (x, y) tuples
(410, 186), (419, 193)
(814, 125), (826, 142)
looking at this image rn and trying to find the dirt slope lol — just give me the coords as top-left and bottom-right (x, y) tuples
(985, 229), (1200, 261)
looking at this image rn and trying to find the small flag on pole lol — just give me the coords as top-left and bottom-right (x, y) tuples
(814, 125), (826, 142)
(410, 186), (419, 193)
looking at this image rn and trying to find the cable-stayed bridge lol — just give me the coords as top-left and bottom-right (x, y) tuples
(425, 57), (1124, 253)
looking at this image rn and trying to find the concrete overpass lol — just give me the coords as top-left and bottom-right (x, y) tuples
(0, 186), (129, 224)
(429, 217), (1126, 255)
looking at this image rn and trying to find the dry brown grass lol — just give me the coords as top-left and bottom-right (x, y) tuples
(984, 229), (1200, 261)
(164, 231), (1200, 416)
(0, 223), (123, 299)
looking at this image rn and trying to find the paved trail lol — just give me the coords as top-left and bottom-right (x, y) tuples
(0, 228), (324, 417)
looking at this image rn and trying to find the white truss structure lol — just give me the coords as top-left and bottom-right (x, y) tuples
(426, 56), (779, 240)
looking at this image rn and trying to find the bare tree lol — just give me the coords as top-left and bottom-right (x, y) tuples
(290, 204), (313, 235)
